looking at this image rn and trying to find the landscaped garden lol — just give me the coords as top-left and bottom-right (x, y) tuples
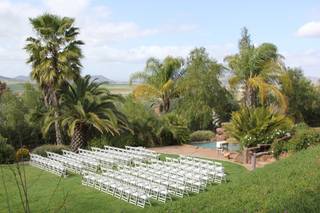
(1, 11), (320, 213)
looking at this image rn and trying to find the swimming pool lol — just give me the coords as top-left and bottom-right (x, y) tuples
(191, 141), (240, 151)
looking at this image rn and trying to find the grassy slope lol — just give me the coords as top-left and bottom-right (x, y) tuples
(1, 146), (320, 212)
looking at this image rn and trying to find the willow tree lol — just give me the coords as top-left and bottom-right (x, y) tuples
(25, 14), (83, 144)
(176, 47), (237, 130)
(129, 56), (183, 113)
(224, 27), (288, 111)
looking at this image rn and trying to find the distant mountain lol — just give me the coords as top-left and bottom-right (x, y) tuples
(91, 75), (116, 84)
(13, 75), (31, 81)
(0, 75), (33, 84)
(0, 75), (13, 81)
(0, 75), (119, 84)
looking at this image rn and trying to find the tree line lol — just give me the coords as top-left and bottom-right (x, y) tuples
(1, 13), (320, 153)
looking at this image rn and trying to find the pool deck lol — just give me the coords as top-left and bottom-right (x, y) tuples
(148, 144), (272, 170)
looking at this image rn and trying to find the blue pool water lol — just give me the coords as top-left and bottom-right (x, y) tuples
(191, 141), (240, 151)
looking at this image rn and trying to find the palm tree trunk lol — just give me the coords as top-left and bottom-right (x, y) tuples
(244, 85), (254, 107)
(54, 111), (63, 145)
(52, 91), (63, 145)
(70, 123), (87, 152)
(163, 97), (170, 113)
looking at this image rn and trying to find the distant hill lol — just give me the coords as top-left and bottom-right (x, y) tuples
(0, 75), (14, 81)
(13, 75), (31, 81)
(0, 75), (121, 84)
(0, 75), (32, 84)
(91, 75), (116, 84)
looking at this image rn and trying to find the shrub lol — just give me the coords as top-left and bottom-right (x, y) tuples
(287, 124), (320, 152)
(158, 113), (190, 145)
(0, 139), (15, 163)
(16, 147), (30, 161)
(272, 139), (287, 159)
(226, 106), (293, 148)
(112, 97), (190, 147)
(190, 130), (215, 142)
(32, 144), (70, 157)
(226, 137), (239, 144)
(89, 137), (112, 149)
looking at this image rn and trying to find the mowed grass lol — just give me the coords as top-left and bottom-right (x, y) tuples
(1, 146), (320, 212)
(0, 158), (246, 213)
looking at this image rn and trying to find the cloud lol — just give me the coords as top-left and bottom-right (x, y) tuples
(44, 0), (90, 17)
(283, 49), (320, 76)
(93, 43), (236, 64)
(296, 21), (320, 37)
(0, 0), (197, 78)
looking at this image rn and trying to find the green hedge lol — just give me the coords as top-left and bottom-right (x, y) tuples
(190, 130), (215, 142)
(32, 144), (70, 157)
(0, 140), (15, 163)
(287, 127), (320, 152)
(0, 135), (16, 163)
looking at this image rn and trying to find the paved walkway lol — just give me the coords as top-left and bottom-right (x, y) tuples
(148, 144), (274, 170)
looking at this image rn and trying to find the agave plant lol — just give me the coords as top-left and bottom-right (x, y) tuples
(226, 106), (292, 148)
(44, 75), (129, 151)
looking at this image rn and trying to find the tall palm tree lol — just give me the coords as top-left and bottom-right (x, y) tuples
(25, 13), (83, 144)
(129, 56), (183, 113)
(44, 75), (129, 151)
(224, 27), (288, 110)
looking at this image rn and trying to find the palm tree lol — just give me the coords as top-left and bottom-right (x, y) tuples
(224, 27), (288, 110)
(25, 13), (83, 144)
(44, 75), (129, 151)
(129, 56), (183, 113)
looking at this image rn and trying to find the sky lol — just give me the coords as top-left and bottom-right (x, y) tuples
(0, 0), (319, 81)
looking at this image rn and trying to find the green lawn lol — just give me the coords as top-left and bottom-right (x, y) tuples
(1, 146), (320, 212)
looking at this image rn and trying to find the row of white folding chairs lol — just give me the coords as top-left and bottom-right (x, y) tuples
(161, 159), (215, 182)
(78, 148), (117, 168)
(177, 157), (226, 183)
(167, 157), (225, 178)
(30, 154), (67, 177)
(125, 146), (160, 159)
(62, 150), (99, 172)
(179, 156), (223, 172)
(91, 147), (133, 164)
(164, 159), (226, 184)
(46, 152), (83, 174)
(151, 158), (211, 180)
(139, 162), (206, 193)
(148, 162), (208, 190)
(151, 158), (226, 185)
(90, 147), (134, 164)
(102, 146), (149, 162)
(121, 165), (189, 197)
(102, 168), (171, 203)
(82, 170), (151, 208)
(78, 149), (119, 166)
